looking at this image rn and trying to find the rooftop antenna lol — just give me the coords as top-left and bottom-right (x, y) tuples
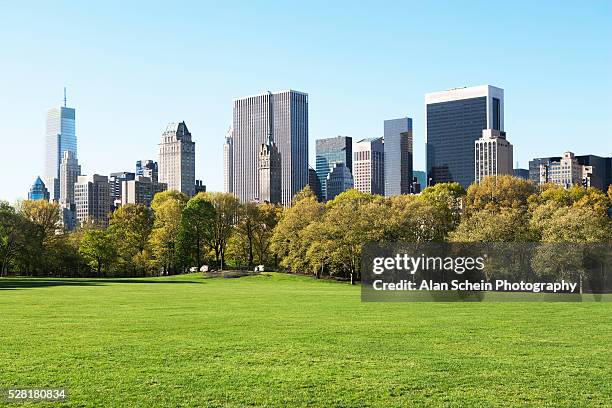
(63, 87), (67, 107)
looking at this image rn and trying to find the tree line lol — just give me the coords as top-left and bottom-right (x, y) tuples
(1, 176), (611, 280)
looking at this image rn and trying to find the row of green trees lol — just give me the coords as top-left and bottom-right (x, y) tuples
(270, 177), (612, 283)
(0, 191), (280, 277)
(1, 176), (610, 279)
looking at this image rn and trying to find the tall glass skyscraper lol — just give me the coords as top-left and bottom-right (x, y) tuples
(315, 135), (352, 201)
(426, 85), (504, 188)
(44, 95), (76, 201)
(384, 118), (413, 196)
(232, 90), (308, 206)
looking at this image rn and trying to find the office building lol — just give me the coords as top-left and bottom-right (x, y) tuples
(159, 121), (196, 197)
(537, 151), (594, 188)
(513, 168), (529, 180)
(325, 163), (354, 201)
(413, 170), (427, 189)
(474, 129), (513, 183)
(44, 90), (76, 200)
(232, 90), (308, 206)
(74, 175), (111, 226)
(195, 180), (206, 194)
(28, 177), (50, 201)
(223, 128), (233, 194)
(426, 85), (504, 188)
(529, 153), (611, 191)
(109, 172), (135, 208)
(353, 137), (384, 195)
(136, 160), (158, 182)
(316, 135), (352, 201)
(58, 150), (80, 205)
(308, 166), (321, 200)
(121, 176), (167, 207)
(384, 118), (413, 196)
(258, 133), (282, 204)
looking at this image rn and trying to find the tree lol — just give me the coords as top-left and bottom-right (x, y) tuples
(150, 191), (188, 275)
(271, 187), (323, 274)
(18, 200), (62, 275)
(252, 203), (282, 267)
(0, 202), (30, 276)
(235, 202), (259, 268)
(465, 175), (536, 213)
(109, 204), (154, 276)
(79, 229), (116, 276)
(385, 195), (452, 242)
(201, 192), (240, 270)
(420, 182), (466, 232)
(178, 194), (216, 269)
(450, 208), (535, 242)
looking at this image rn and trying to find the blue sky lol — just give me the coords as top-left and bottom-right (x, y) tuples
(1, 1), (610, 203)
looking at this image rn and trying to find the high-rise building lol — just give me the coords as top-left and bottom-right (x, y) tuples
(195, 180), (206, 194)
(44, 91), (76, 201)
(384, 118), (413, 196)
(223, 127), (233, 194)
(413, 170), (427, 189)
(426, 85), (504, 188)
(325, 163), (354, 201)
(74, 174), (111, 226)
(353, 137), (384, 195)
(59, 151), (81, 205)
(308, 166), (321, 200)
(232, 90), (308, 206)
(315, 136), (352, 201)
(474, 129), (513, 184)
(109, 172), (135, 209)
(28, 177), (50, 201)
(136, 160), (158, 183)
(258, 133), (282, 204)
(121, 176), (167, 207)
(529, 153), (611, 191)
(513, 168), (529, 180)
(159, 121), (196, 197)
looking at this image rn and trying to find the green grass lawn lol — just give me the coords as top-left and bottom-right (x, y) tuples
(1, 273), (611, 407)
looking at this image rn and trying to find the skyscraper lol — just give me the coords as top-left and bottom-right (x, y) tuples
(44, 90), (76, 201)
(109, 172), (135, 208)
(59, 150), (80, 205)
(474, 129), (513, 183)
(384, 118), (413, 196)
(74, 174), (111, 227)
(28, 177), (50, 201)
(232, 90), (308, 206)
(353, 137), (384, 195)
(258, 133), (282, 204)
(223, 128), (233, 194)
(158, 121), (196, 197)
(325, 163), (354, 201)
(426, 85), (504, 188)
(308, 166), (321, 200)
(136, 160), (158, 182)
(315, 135), (352, 201)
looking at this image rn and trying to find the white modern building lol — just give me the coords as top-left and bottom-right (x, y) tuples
(232, 90), (308, 206)
(159, 121), (195, 197)
(74, 174), (111, 227)
(353, 137), (385, 195)
(474, 129), (513, 183)
(59, 150), (80, 205)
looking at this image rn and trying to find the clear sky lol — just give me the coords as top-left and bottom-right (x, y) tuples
(1, 1), (610, 203)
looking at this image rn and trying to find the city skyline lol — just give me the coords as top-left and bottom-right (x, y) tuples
(1, 2), (611, 203)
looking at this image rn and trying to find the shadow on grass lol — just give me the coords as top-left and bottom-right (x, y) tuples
(0, 278), (204, 290)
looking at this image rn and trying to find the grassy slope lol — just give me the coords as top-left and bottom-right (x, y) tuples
(0, 273), (610, 407)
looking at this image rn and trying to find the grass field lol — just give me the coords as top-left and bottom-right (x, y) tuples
(1, 273), (611, 407)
